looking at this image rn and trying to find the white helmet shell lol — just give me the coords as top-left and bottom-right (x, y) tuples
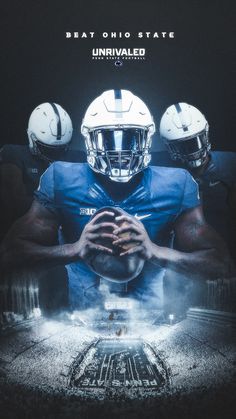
(159, 103), (210, 168)
(82, 89), (155, 131)
(81, 89), (155, 182)
(160, 103), (208, 141)
(27, 103), (73, 159)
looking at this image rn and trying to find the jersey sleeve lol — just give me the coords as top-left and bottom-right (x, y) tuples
(0, 145), (24, 170)
(180, 171), (200, 212)
(34, 163), (59, 216)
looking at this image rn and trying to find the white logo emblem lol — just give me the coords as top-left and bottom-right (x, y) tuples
(134, 213), (151, 221)
(80, 208), (97, 216)
(209, 180), (221, 187)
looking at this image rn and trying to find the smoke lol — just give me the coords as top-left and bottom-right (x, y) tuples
(64, 278), (171, 338)
(162, 269), (208, 317)
(2, 265), (235, 335)
(0, 269), (40, 328)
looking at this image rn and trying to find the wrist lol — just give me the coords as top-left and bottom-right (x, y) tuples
(64, 242), (82, 263)
(149, 243), (162, 265)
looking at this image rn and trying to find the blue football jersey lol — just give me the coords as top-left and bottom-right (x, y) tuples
(35, 163), (200, 309)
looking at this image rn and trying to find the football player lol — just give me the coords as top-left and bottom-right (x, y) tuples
(0, 91), (233, 310)
(0, 103), (85, 313)
(0, 102), (85, 236)
(157, 103), (236, 315)
(158, 103), (236, 262)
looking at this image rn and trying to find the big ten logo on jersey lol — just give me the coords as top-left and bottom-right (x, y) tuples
(79, 208), (97, 216)
(27, 167), (38, 174)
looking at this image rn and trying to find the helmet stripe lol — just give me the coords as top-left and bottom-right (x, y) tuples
(114, 89), (122, 99)
(175, 103), (182, 114)
(50, 103), (62, 140)
(113, 89), (123, 118)
(174, 103), (189, 132)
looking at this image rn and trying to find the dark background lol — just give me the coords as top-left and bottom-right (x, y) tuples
(1, 0), (235, 152)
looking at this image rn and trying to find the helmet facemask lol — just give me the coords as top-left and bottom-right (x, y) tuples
(160, 102), (210, 169)
(166, 128), (210, 168)
(85, 126), (152, 182)
(29, 133), (69, 163)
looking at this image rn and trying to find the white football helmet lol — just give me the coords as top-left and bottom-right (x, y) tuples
(160, 103), (210, 168)
(81, 89), (155, 182)
(27, 103), (73, 161)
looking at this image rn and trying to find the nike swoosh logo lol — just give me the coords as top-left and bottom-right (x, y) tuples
(209, 181), (221, 187)
(134, 213), (152, 220)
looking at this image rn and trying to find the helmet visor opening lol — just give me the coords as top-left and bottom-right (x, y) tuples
(170, 133), (207, 155)
(91, 128), (148, 152)
(35, 140), (68, 161)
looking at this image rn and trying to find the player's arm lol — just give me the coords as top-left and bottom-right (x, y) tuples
(0, 163), (33, 217)
(0, 201), (118, 272)
(113, 206), (233, 279)
(165, 205), (233, 277)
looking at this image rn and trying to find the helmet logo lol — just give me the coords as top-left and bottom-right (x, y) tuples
(50, 103), (62, 140)
(175, 103), (189, 132)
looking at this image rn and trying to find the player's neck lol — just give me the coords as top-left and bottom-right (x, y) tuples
(95, 172), (143, 201)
